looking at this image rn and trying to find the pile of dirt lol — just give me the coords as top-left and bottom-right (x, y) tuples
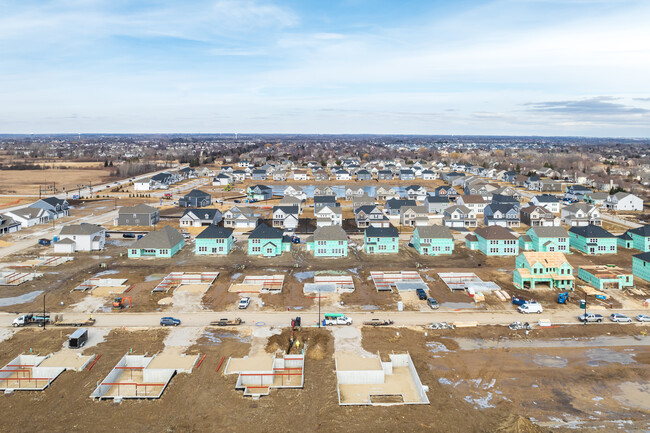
(265, 327), (332, 358)
(495, 414), (544, 433)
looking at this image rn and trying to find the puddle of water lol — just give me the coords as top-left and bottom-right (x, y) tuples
(441, 302), (477, 309)
(586, 348), (636, 366)
(145, 274), (164, 282)
(426, 341), (449, 353)
(95, 269), (119, 276)
(0, 290), (43, 307)
(202, 330), (251, 346)
(360, 304), (378, 311)
(348, 268), (358, 274)
(464, 392), (495, 409)
(294, 271), (314, 282)
(454, 335), (650, 350)
(438, 378), (453, 385)
(231, 272), (242, 280)
(533, 354), (568, 368)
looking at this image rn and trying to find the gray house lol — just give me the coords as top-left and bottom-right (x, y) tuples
(484, 203), (520, 227)
(378, 170), (393, 180)
(399, 169), (416, 181)
(385, 199), (416, 216)
(179, 189), (212, 208)
(0, 215), (21, 235)
(251, 169), (268, 181)
(356, 169), (372, 181)
(116, 204), (160, 226)
(30, 197), (70, 220)
(180, 208), (223, 228)
(425, 195), (451, 214)
(314, 195), (339, 212)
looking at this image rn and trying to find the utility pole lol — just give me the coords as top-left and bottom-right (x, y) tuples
(43, 294), (46, 330)
(318, 287), (321, 328)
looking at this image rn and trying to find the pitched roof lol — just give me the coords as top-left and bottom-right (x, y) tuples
(533, 194), (559, 203)
(568, 224), (615, 238)
(416, 225), (453, 239)
(529, 226), (569, 238)
(249, 223), (283, 239)
(634, 252), (650, 262)
(628, 225), (650, 237)
(184, 189), (211, 198)
(521, 252), (570, 268)
(474, 226), (517, 240)
(461, 195), (485, 204)
(119, 204), (158, 214)
(314, 195), (337, 203)
(487, 203), (519, 214)
(365, 225), (398, 238)
(313, 225), (348, 241)
(273, 205), (299, 215)
(59, 223), (104, 236)
(520, 205), (552, 215)
(426, 196), (450, 204)
(196, 225), (233, 239)
(132, 225), (183, 249)
(182, 208), (221, 219)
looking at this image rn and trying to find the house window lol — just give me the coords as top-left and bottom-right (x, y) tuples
(252, 239), (261, 244)
(317, 241), (326, 246)
(131, 249), (138, 255)
(199, 246), (208, 252)
(252, 246), (261, 253)
(212, 248), (218, 253)
(379, 245), (386, 251)
(159, 249), (169, 255)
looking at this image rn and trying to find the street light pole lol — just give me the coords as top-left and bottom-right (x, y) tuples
(43, 294), (46, 330)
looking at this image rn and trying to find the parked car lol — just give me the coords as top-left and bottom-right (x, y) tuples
(518, 303), (543, 314)
(636, 314), (650, 322)
(238, 297), (251, 309)
(427, 297), (439, 309)
(610, 313), (632, 323)
(416, 288), (427, 300)
(578, 313), (603, 323)
(160, 317), (181, 326)
(123, 233), (135, 239)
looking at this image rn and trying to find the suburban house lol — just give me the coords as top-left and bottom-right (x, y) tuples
(251, 169), (267, 181)
(316, 206), (343, 227)
(116, 204), (160, 227)
(442, 205), (477, 228)
(456, 195), (486, 215)
(412, 225), (455, 256)
(577, 265), (633, 290)
(54, 223), (106, 253)
(30, 197), (70, 220)
(617, 232), (634, 249)
(352, 194), (375, 209)
(561, 203), (602, 227)
(293, 170), (309, 181)
(305, 225), (348, 257)
(283, 186), (307, 200)
(483, 204), (520, 227)
(502, 171), (518, 183)
(491, 186), (520, 200)
(513, 252), (575, 290)
(0, 215), (21, 235)
(565, 185), (592, 201)
(223, 206), (259, 229)
(538, 179), (562, 192)
(421, 170), (437, 180)
(632, 252), (650, 282)
(520, 205), (560, 227)
(399, 169), (415, 181)
(127, 226), (184, 258)
(491, 194), (520, 209)
(404, 185), (428, 201)
(4, 207), (49, 227)
(279, 195), (303, 213)
(180, 208), (223, 228)
(355, 205), (390, 228)
(425, 195), (451, 214)
(334, 169), (351, 180)
(179, 190), (211, 208)
(231, 170), (247, 182)
(627, 225), (650, 252)
(314, 186), (336, 196)
(313, 170), (330, 181)
(473, 226), (519, 256)
(179, 167), (197, 179)
(400, 205), (429, 227)
(523, 226), (570, 252)
(435, 185), (459, 198)
(151, 172), (177, 188)
(273, 171), (287, 182)
(346, 187), (365, 201)
(385, 199), (416, 216)
(529, 194), (561, 214)
(377, 170), (393, 180)
(195, 225), (234, 255)
(247, 185), (273, 201)
(247, 223), (291, 257)
(605, 192), (643, 211)
(364, 225), (399, 254)
(376, 186), (399, 201)
(585, 191), (609, 208)
(134, 178), (154, 191)
(569, 225), (617, 255)
(272, 205), (300, 230)
(524, 176), (542, 191)
(314, 195), (339, 212)
(212, 173), (232, 186)
(356, 170), (372, 181)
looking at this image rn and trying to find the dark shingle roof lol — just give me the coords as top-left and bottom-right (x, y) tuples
(634, 252), (650, 262)
(416, 225), (453, 239)
(365, 226), (398, 238)
(249, 223), (283, 239)
(132, 225), (183, 249)
(569, 225), (615, 238)
(184, 189), (211, 198)
(196, 225), (233, 239)
(474, 226), (517, 240)
(628, 225), (650, 237)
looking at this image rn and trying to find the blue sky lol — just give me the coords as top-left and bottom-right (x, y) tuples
(1, 0), (649, 136)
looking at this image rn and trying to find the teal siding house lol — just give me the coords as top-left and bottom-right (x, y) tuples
(627, 225), (650, 252)
(617, 233), (633, 249)
(569, 225), (617, 255)
(577, 266), (633, 290)
(513, 252), (574, 290)
(474, 226), (518, 256)
(195, 225), (234, 255)
(412, 225), (454, 255)
(632, 252), (650, 282)
(525, 227), (570, 253)
(247, 223), (291, 257)
(306, 225), (348, 257)
(128, 225), (184, 258)
(364, 225), (399, 254)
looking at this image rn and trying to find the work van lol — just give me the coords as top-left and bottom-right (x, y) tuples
(518, 303), (543, 314)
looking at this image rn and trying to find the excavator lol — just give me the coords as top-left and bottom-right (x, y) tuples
(112, 296), (132, 309)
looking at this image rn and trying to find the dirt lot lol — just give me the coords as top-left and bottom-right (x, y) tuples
(0, 167), (114, 195)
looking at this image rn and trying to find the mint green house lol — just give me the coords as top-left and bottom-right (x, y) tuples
(412, 225), (454, 255)
(513, 252), (574, 290)
(128, 225), (184, 258)
(247, 223), (291, 257)
(474, 226), (518, 256)
(568, 225), (617, 255)
(617, 233), (633, 249)
(524, 227), (570, 253)
(632, 252), (650, 282)
(627, 225), (650, 252)
(306, 225), (348, 257)
(195, 225), (234, 255)
(364, 225), (399, 254)
(577, 266), (633, 290)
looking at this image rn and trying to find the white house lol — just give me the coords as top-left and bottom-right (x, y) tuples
(529, 194), (561, 214)
(55, 223), (106, 253)
(134, 178), (154, 191)
(212, 174), (232, 186)
(561, 203), (602, 227)
(272, 205), (300, 230)
(180, 209), (223, 228)
(316, 206), (343, 227)
(605, 192), (643, 211)
(4, 207), (49, 228)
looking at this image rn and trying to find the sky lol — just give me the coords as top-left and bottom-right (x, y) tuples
(1, 0), (650, 136)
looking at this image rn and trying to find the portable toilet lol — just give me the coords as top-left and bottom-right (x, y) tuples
(397, 301), (404, 312)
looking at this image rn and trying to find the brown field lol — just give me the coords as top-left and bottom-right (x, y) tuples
(0, 167), (114, 195)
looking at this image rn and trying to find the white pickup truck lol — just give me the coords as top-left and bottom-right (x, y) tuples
(324, 315), (352, 326)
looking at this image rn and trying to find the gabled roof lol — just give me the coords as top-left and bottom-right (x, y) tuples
(520, 205), (553, 215)
(273, 205), (300, 215)
(386, 198), (416, 208)
(492, 194), (519, 204)
(184, 189), (211, 198)
(196, 225), (233, 239)
(533, 194), (559, 203)
(365, 225), (398, 238)
(569, 224), (615, 238)
(249, 223), (283, 239)
(563, 203), (596, 213)
(634, 252), (650, 262)
(416, 225), (453, 239)
(628, 225), (650, 237)
(59, 223), (104, 236)
(486, 203), (519, 214)
(474, 226), (517, 240)
(182, 208), (221, 219)
(314, 195), (337, 203)
(317, 205), (342, 215)
(521, 252), (570, 268)
(460, 195), (485, 204)
(529, 226), (569, 238)
(40, 197), (68, 207)
(445, 205), (471, 214)
(618, 232), (632, 241)
(313, 225), (348, 241)
(119, 204), (158, 214)
(426, 196), (450, 204)
(132, 225), (183, 249)
(355, 205), (380, 215)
